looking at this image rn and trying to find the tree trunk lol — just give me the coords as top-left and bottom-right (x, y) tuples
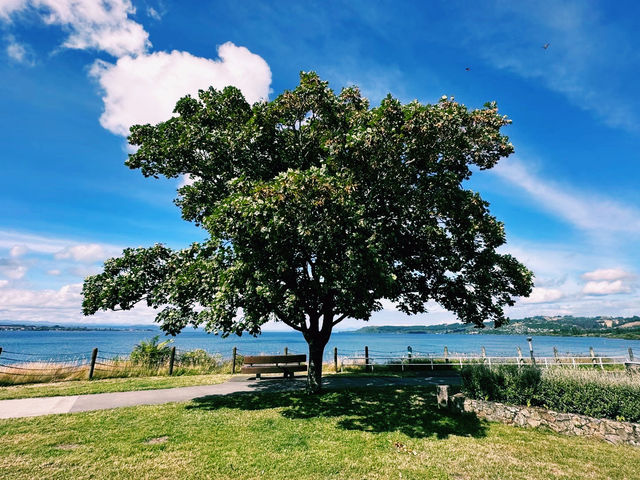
(306, 339), (326, 394)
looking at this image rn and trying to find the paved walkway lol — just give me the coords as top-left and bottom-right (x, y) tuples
(0, 374), (459, 420)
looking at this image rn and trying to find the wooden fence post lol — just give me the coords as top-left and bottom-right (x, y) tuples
(517, 346), (524, 367)
(232, 347), (237, 374)
(590, 347), (597, 368)
(481, 346), (486, 364)
(629, 347), (635, 362)
(364, 346), (369, 372)
(527, 337), (536, 365)
(284, 347), (288, 356)
(168, 346), (176, 375)
(88, 348), (98, 380)
(334, 347), (338, 373)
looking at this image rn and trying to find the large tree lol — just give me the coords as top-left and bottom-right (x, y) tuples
(83, 72), (533, 392)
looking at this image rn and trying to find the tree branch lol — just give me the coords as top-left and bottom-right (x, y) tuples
(274, 309), (305, 332)
(332, 313), (348, 326)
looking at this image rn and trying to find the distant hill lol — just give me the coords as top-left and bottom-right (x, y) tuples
(355, 316), (640, 339)
(0, 323), (155, 332)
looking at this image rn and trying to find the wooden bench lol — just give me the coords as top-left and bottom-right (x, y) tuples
(241, 354), (307, 379)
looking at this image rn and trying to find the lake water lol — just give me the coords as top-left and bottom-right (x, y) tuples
(1, 328), (638, 362)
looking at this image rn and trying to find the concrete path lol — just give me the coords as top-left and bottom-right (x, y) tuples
(0, 374), (459, 420)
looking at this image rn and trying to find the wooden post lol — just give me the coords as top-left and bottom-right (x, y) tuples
(590, 347), (597, 368)
(629, 347), (635, 362)
(527, 337), (536, 365)
(232, 347), (237, 374)
(364, 346), (369, 372)
(407, 346), (412, 362)
(553, 346), (560, 364)
(517, 346), (524, 366)
(599, 356), (604, 371)
(334, 347), (338, 373)
(168, 346), (176, 375)
(284, 347), (288, 356)
(444, 346), (449, 364)
(481, 346), (486, 364)
(88, 348), (98, 380)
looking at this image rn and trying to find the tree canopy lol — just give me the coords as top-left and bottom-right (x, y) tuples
(83, 72), (533, 392)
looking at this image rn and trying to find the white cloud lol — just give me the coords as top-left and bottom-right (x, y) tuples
(90, 42), (272, 136)
(47, 269), (61, 276)
(9, 245), (28, 257)
(0, 230), (121, 258)
(0, 0), (149, 57)
(520, 287), (565, 304)
(5, 34), (34, 65)
(583, 280), (632, 296)
(0, 280), (9, 288)
(178, 174), (199, 188)
(494, 160), (640, 237)
(0, 283), (158, 324)
(582, 268), (635, 282)
(146, 6), (161, 21)
(54, 243), (114, 263)
(0, 258), (27, 279)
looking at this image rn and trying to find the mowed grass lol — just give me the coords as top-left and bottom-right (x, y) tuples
(1, 386), (639, 480)
(0, 374), (230, 400)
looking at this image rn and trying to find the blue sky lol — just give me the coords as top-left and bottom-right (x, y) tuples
(1, 0), (639, 329)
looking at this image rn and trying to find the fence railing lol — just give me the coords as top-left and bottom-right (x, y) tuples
(0, 341), (637, 384)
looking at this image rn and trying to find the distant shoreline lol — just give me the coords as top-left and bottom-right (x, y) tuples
(354, 316), (640, 340)
(0, 324), (154, 332)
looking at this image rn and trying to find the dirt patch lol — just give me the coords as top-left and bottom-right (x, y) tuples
(144, 436), (169, 445)
(55, 443), (80, 450)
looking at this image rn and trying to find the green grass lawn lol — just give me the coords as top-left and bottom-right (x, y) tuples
(0, 374), (230, 400)
(1, 386), (638, 480)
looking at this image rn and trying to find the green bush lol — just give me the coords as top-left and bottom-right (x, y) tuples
(130, 336), (173, 367)
(179, 349), (222, 368)
(461, 364), (640, 423)
(461, 364), (541, 405)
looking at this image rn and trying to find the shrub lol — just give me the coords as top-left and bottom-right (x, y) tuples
(130, 336), (173, 367)
(179, 349), (222, 368)
(461, 364), (640, 423)
(461, 364), (541, 405)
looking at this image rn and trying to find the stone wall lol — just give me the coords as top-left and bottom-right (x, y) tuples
(449, 392), (640, 446)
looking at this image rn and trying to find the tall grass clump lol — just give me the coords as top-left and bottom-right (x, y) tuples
(130, 336), (173, 367)
(461, 364), (640, 422)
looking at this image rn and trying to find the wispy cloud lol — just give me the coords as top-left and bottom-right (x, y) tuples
(5, 34), (34, 65)
(0, 0), (150, 57)
(493, 159), (640, 237)
(456, 0), (640, 132)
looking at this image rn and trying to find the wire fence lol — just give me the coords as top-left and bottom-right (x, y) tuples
(0, 342), (637, 385)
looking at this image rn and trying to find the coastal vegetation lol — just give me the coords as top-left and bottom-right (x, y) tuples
(461, 364), (640, 422)
(355, 315), (640, 339)
(1, 385), (638, 479)
(0, 340), (235, 387)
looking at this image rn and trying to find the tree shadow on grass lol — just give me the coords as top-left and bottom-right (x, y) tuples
(188, 385), (486, 440)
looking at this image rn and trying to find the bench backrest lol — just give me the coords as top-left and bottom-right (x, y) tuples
(243, 354), (306, 365)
